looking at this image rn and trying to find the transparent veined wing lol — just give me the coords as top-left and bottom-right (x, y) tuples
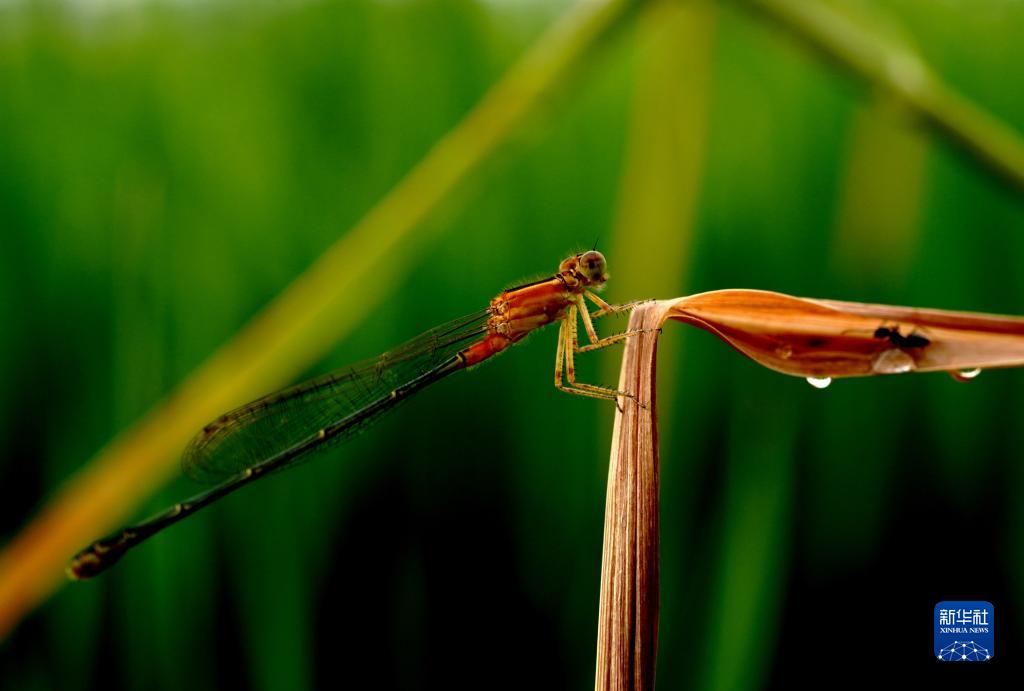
(181, 309), (490, 484)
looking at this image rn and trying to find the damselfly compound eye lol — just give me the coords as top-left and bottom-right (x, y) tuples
(578, 250), (607, 282)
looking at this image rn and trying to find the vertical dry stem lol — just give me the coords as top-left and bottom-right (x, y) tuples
(595, 301), (666, 691)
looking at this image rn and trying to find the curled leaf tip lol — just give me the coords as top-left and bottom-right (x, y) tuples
(662, 290), (1024, 380)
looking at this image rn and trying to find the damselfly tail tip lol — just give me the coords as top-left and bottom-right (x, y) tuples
(67, 541), (127, 580)
(66, 550), (100, 581)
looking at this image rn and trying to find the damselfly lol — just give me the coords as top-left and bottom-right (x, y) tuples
(68, 251), (644, 579)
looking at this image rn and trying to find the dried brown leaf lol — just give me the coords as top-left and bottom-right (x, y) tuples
(595, 292), (1024, 691)
(667, 290), (1024, 378)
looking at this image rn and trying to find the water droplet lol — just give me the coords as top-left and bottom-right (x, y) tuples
(950, 368), (981, 382)
(775, 344), (793, 359)
(806, 376), (831, 389)
(872, 348), (915, 374)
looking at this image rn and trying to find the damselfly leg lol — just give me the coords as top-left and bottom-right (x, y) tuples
(553, 293), (655, 409)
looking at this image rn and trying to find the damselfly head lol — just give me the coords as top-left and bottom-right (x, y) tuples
(562, 250), (608, 286)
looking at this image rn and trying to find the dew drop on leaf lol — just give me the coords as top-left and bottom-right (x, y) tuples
(871, 348), (915, 374)
(950, 368), (982, 382)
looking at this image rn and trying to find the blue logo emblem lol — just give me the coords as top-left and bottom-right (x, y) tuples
(934, 601), (993, 661)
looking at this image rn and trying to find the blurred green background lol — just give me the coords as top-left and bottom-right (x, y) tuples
(1, 0), (1023, 688)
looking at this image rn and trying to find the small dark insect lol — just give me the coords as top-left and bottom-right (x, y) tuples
(874, 325), (930, 349)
